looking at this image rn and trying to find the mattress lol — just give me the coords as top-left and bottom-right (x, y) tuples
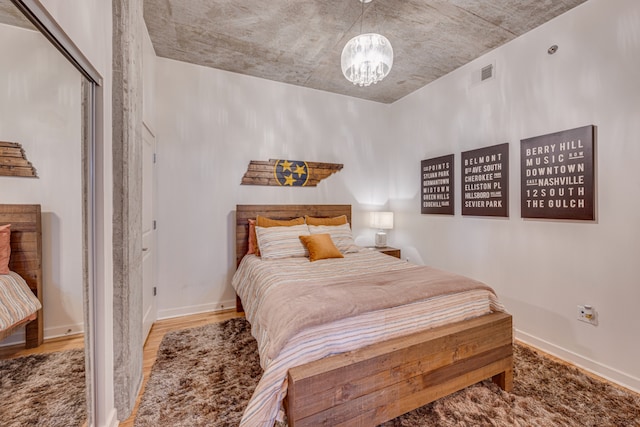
(232, 249), (505, 426)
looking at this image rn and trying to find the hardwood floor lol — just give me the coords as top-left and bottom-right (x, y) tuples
(119, 309), (243, 427)
(0, 333), (84, 359)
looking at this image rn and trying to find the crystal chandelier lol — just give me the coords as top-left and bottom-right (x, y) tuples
(341, 0), (393, 87)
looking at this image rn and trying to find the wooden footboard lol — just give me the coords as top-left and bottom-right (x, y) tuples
(285, 311), (513, 427)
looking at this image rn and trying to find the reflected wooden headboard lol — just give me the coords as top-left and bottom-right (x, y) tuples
(235, 204), (352, 268)
(0, 204), (43, 348)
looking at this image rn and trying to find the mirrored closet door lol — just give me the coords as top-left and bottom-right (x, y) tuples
(0, 0), (98, 425)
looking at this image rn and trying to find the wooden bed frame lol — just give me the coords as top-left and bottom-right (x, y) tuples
(235, 204), (513, 426)
(0, 204), (43, 348)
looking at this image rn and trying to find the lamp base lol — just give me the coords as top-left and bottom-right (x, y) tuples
(375, 231), (387, 248)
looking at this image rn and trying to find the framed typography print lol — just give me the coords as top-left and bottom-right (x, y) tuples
(461, 143), (509, 217)
(520, 125), (595, 220)
(421, 154), (454, 215)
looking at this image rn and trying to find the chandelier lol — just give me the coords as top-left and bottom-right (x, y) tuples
(341, 0), (393, 87)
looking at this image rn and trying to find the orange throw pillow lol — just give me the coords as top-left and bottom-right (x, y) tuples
(299, 233), (344, 262)
(0, 224), (11, 274)
(305, 215), (348, 226)
(256, 215), (305, 227)
(247, 219), (259, 255)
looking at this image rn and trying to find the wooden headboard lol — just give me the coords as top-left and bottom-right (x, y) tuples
(235, 204), (352, 268)
(0, 204), (43, 347)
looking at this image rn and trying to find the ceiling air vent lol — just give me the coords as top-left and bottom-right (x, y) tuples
(481, 64), (494, 81)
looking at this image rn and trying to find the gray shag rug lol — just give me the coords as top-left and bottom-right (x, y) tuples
(135, 317), (640, 426)
(0, 349), (86, 426)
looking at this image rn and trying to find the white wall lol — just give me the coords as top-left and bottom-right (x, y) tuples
(154, 58), (394, 318)
(0, 23), (84, 342)
(391, 0), (640, 392)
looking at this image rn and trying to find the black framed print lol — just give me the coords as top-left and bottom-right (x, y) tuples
(521, 125), (595, 220)
(461, 143), (509, 217)
(421, 154), (454, 215)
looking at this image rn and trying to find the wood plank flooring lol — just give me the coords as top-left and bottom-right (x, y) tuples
(0, 333), (84, 359)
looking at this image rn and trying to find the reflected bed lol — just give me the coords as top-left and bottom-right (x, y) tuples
(0, 204), (43, 348)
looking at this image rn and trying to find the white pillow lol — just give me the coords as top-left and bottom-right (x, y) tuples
(255, 224), (310, 260)
(308, 223), (360, 254)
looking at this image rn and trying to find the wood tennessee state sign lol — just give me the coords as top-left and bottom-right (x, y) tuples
(241, 159), (343, 187)
(0, 141), (37, 177)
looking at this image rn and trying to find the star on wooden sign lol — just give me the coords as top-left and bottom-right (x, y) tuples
(241, 159), (343, 187)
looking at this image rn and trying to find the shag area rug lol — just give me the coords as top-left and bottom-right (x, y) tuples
(136, 317), (640, 426)
(0, 349), (86, 427)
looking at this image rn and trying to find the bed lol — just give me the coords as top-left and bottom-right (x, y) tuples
(234, 204), (513, 427)
(0, 204), (43, 348)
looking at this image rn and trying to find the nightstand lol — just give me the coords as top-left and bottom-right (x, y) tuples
(367, 246), (401, 259)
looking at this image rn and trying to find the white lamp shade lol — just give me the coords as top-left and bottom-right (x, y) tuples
(341, 33), (393, 87)
(370, 211), (394, 230)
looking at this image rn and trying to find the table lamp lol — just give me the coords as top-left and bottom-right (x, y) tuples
(370, 211), (394, 248)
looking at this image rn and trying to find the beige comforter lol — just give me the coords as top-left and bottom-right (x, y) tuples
(233, 249), (505, 426)
(257, 262), (494, 360)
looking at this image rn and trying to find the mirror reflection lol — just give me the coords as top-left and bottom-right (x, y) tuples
(0, 1), (88, 425)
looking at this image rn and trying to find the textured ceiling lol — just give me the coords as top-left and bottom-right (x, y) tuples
(144, 0), (588, 104)
(0, 1), (589, 104)
(0, 0), (33, 29)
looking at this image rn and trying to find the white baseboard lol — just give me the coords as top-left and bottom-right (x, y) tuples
(157, 299), (237, 320)
(516, 329), (640, 394)
(0, 321), (84, 347)
(46, 322), (85, 339)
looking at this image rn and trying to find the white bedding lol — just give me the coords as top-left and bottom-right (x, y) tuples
(232, 249), (505, 426)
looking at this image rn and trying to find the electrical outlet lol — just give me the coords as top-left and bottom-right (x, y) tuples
(577, 305), (597, 325)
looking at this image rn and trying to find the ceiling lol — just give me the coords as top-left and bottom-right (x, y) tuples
(0, 0), (33, 29)
(144, 0), (588, 104)
(0, 1), (589, 104)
